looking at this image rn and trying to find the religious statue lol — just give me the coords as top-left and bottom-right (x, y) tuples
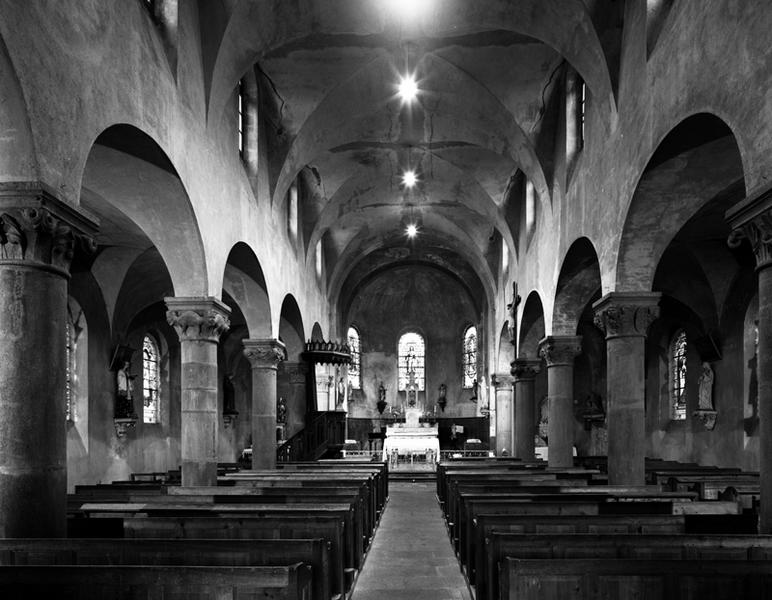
(336, 377), (346, 408)
(438, 383), (447, 412)
(377, 382), (387, 414)
(116, 361), (137, 419)
(506, 282), (521, 344)
(698, 362), (714, 410)
(277, 396), (287, 424)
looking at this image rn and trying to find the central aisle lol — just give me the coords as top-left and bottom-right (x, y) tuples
(351, 480), (472, 600)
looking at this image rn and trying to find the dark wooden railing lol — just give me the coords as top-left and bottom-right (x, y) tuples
(276, 411), (346, 462)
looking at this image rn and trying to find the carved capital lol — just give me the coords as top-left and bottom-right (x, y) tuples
(726, 184), (772, 270)
(165, 297), (231, 342)
(243, 338), (286, 370)
(538, 336), (582, 367)
(0, 183), (98, 274)
(491, 372), (514, 390)
(511, 358), (541, 382)
(592, 292), (661, 339)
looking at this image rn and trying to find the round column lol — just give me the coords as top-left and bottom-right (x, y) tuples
(512, 359), (541, 460)
(728, 198), (772, 532)
(0, 186), (96, 537)
(593, 293), (660, 486)
(243, 339), (286, 470)
(166, 297), (230, 487)
(538, 336), (582, 469)
(492, 373), (514, 456)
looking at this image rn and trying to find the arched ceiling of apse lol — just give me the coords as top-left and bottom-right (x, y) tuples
(268, 52), (550, 216)
(304, 148), (517, 269)
(552, 237), (602, 336)
(206, 0), (615, 139)
(337, 236), (488, 320)
(80, 136), (208, 297)
(327, 211), (497, 314)
(614, 125), (745, 293)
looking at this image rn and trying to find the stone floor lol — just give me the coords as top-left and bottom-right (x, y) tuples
(350, 481), (472, 600)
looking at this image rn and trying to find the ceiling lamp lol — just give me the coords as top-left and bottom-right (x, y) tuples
(385, 0), (432, 20)
(405, 223), (419, 238)
(397, 73), (419, 103)
(402, 169), (417, 188)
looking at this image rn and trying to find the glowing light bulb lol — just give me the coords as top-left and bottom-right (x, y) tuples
(402, 170), (417, 188)
(406, 224), (418, 238)
(398, 74), (418, 103)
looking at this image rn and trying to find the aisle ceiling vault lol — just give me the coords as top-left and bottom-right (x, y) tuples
(204, 0), (618, 312)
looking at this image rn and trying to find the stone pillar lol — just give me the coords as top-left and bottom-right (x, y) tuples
(166, 297), (230, 486)
(512, 358), (541, 460)
(492, 373), (515, 456)
(0, 183), (97, 537)
(593, 293), (660, 486)
(243, 339), (286, 470)
(538, 336), (582, 469)
(727, 190), (772, 532)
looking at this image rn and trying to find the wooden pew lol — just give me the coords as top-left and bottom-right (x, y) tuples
(120, 514), (349, 598)
(74, 501), (364, 572)
(0, 538), (330, 600)
(0, 563), (312, 600)
(460, 497), (740, 583)
(499, 558), (772, 600)
(482, 533), (772, 600)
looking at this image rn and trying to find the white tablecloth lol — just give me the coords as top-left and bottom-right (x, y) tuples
(383, 436), (440, 462)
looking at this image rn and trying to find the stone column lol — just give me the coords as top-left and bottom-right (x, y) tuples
(0, 183), (97, 537)
(243, 339), (286, 470)
(492, 373), (514, 456)
(512, 358), (541, 460)
(727, 190), (772, 532)
(593, 293), (660, 486)
(166, 297), (230, 486)
(538, 336), (582, 469)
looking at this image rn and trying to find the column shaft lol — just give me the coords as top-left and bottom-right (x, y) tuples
(0, 187), (97, 537)
(759, 266), (772, 532)
(493, 374), (514, 456)
(594, 292), (660, 487)
(512, 360), (540, 461)
(179, 338), (219, 485)
(243, 339), (285, 470)
(251, 366), (279, 469)
(0, 267), (68, 537)
(539, 337), (582, 469)
(606, 335), (646, 485)
(166, 297), (231, 487)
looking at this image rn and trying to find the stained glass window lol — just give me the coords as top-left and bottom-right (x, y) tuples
(398, 332), (425, 391)
(463, 326), (477, 388)
(348, 326), (361, 390)
(65, 322), (73, 421)
(671, 329), (687, 420)
(237, 79), (245, 157)
(143, 335), (160, 424)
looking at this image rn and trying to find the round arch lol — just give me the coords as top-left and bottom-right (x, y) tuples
(553, 237), (602, 336)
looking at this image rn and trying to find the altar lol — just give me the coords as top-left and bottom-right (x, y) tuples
(382, 408), (440, 463)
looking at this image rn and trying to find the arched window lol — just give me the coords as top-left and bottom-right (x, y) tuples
(463, 326), (477, 388)
(348, 326), (361, 390)
(142, 334), (161, 424)
(398, 332), (425, 391)
(237, 78), (246, 157)
(65, 322), (73, 421)
(670, 329), (687, 420)
(65, 299), (87, 423)
(315, 239), (323, 280)
(288, 180), (298, 245)
(566, 69), (586, 165)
